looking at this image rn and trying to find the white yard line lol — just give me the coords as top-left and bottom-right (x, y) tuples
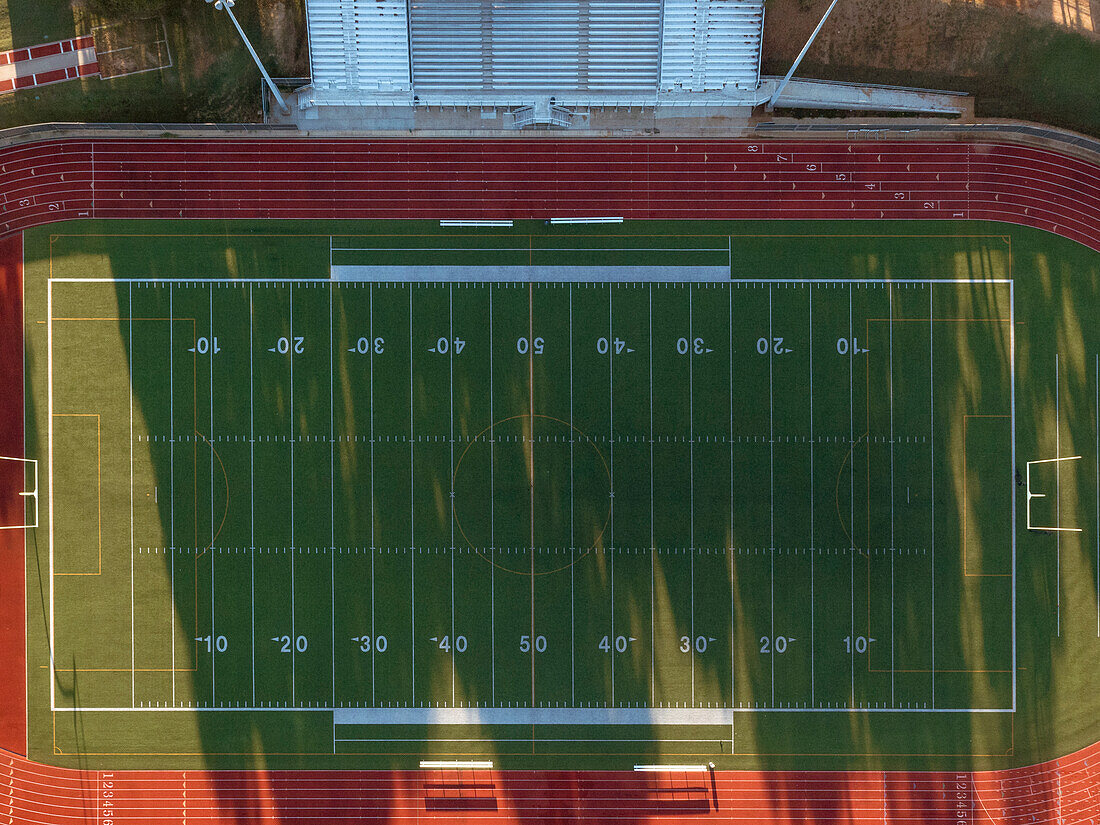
(369, 284), (376, 705)
(728, 281), (735, 727)
(889, 284), (895, 707)
(642, 283), (651, 704)
(689, 284), (696, 707)
(250, 283), (256, 706)
(849, 285), (855, 708)
(568, 284), (574, 706)
(1056, 352), (1061, 638)
(1010, 280), (1018, 710)
(769, 284), (775, 708)
(209, 286), (216, 707)
(449, 284), (455, 705)
(608, 285), (615, 707)
(490, 285), (497, 706)
(169, 284), (175, 705)
(129, 283), (135, 708)
(808, 285), (815, 707)
(930, 283), (936, 708)
(289, 285), (296, 704)
(330, 282), (336, 708)
(409, 286), (415, 705)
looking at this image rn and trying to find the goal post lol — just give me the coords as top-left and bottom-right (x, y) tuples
(0, 456), (38, 530)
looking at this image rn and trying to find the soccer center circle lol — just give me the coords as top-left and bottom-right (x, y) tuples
(451, 414), (612, 576)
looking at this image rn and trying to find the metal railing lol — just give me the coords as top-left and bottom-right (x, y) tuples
(261, 77), (311, 123)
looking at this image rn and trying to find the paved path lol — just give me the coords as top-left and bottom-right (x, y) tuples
(0, 36), (98, 94)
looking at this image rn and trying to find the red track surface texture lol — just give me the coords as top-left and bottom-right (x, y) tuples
(3, 138), (1100, 250)
(2, 744), (1100, 824)
(0, 233), (23, 758)
(2, 135), (1100, 823)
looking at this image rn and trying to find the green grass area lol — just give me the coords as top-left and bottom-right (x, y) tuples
(19, 219), (1100, 771)
(0, 2), (304, 128)
(764, 1), (1100, 138)
(0, 0), (76, 52)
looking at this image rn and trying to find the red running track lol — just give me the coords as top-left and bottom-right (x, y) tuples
(2, 741), (1100, 824)
(3, 134), (1100, 822)
(4, 138), (1100, 251)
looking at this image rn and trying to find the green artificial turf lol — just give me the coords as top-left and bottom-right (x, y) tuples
(19, 219), (1100, 770)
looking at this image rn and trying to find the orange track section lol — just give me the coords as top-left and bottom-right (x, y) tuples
(2, 741), (1099, 824)
(0, 233), (25, 757)
(2, 134), (1100, 821)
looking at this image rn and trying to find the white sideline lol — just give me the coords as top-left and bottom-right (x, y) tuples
(45, 275), (1018, 717)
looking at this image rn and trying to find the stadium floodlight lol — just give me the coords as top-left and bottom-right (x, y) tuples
(766, 0), (841, 111)
(205, 0), (290, 115)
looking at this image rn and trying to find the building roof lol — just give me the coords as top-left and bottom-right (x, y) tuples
(306, 0), (764, 102)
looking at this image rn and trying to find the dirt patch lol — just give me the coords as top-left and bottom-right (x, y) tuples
(765, 0), (1018, 76)
(91, 16), (171, 78)
(256, 0), (306, 75)
(764, 0), (1097, 77)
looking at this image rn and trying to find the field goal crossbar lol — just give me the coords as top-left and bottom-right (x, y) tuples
(1025, 456), (1083, 532)
(0, 456), (38, 530)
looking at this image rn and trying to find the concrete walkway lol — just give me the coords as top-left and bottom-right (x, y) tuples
(0, 36), (98, 94)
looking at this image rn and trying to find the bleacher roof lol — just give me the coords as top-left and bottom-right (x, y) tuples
(306, 0), (765, 99)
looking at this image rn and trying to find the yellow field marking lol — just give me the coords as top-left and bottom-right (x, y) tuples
(863, 315), (1012, 557)
(48, 311), (204, 676)
(50, 413), (101, 576)
(853, 311), (1013, 677)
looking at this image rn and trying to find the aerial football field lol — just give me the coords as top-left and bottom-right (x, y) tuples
(13, 217), (1100, 770)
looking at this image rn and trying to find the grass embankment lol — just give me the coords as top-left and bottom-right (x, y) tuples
(764, 0), (1100, 137)
(0, 0), (305, 128)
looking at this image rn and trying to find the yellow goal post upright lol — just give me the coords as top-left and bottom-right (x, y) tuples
(0, 456), (38, 530)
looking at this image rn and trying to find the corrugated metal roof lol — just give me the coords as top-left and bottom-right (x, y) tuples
(307, 0), (411, 91)
(660, 0), (764, 91)
(307, 0), (764, 98)
(409, 0), (662, 92)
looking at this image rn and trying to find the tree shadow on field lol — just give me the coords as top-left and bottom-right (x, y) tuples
(67, 218), (1100, 823)
(741, 222), (1100, 822)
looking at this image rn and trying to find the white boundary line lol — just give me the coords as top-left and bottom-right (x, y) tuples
(129, 283), (135, 708)
(51, 277), (1016, 285)
(44, 275), (1017, 717)
(53, 704), (1015, 714)
(1010, 280), (1017, 710)
(47, 279), (54, 712)
(21, 233), (28, 753)
(929, 283), (935, 709)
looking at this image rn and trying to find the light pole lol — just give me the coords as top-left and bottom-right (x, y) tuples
(205, 0), (290, 115)
(766, 0), (841, 111)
